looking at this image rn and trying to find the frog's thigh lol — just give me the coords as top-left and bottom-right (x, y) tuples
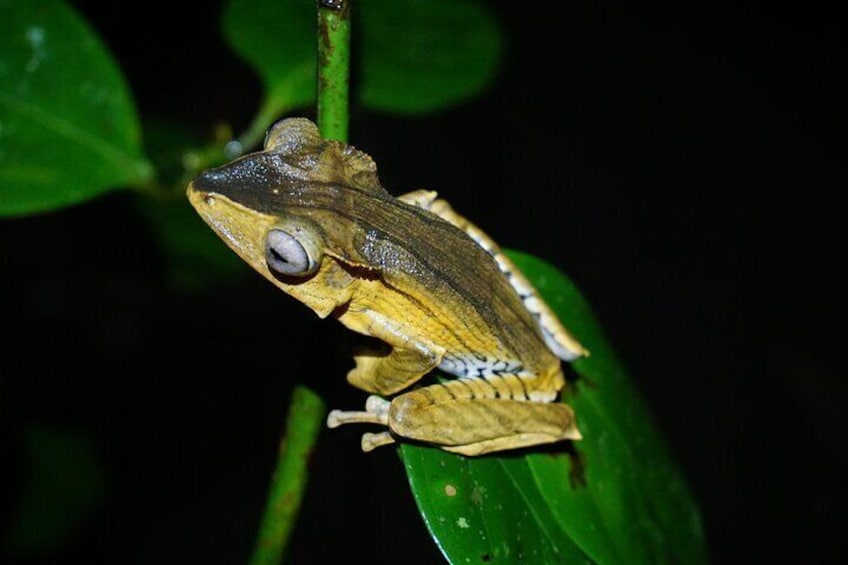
(398, 190), (477, 235)
(347, 345), (440, 396)
(387, 379), (581, 456)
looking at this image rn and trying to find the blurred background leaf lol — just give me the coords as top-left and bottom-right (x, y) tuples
(0, 0), (152, 216)
(135, 120), (247, 290)
(4, 426), (106, 556)
(221, 0), (502, 122)
(358, 0), (502, 114)
(222, 0), (316, 120)
(136, 193), (248, 291)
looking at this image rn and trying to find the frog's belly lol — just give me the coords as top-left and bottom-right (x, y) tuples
(437, 354), (524, 379)
(437, 353), (560, 402)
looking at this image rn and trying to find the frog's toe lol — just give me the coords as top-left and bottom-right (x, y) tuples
(326, 409), (386, 428)
(361, 431), (395, 452)
(365, 394), (390, 417)
(326, 395), (391, 429)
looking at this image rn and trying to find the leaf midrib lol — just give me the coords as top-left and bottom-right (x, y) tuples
(0, 92), (150, 181)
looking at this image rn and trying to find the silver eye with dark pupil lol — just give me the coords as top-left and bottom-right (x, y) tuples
(265, 229), (315, 276)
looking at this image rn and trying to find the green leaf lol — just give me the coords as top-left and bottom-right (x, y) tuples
(401, 250), (707, 564)
(358, 0), (502, 114)
(519, 250), (708, 564)
(0, 0), (152, 216)
(402, 446), (593, 563)
(221, 0), (501, 118)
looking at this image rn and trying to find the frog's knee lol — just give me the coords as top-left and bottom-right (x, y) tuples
(387, 394), (425, 426)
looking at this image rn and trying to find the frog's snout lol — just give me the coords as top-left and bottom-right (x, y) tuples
(190, 168), (229, 194)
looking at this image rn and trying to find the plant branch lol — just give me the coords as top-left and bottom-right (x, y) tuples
(248, 2), (353, 564)
(249, 386), (325, 565)
(316, 0), (352, 141)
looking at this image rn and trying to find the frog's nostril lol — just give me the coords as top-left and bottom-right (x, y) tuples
(192, 168), (229, 192)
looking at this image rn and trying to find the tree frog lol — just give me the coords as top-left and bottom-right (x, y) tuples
(187, 118), (588, 456)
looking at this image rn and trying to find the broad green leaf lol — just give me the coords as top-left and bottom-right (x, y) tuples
(401, 250), (707, 564)
(0, 0), (152, 216)
(402, 446), (593, 563)
(518, 250), (707, 564)
(358, 0), (502, 114)
(221, 0), (501, 118)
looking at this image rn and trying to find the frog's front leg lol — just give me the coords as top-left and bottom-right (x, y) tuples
(327, 343), (441, 452)
(347, 342), (442, 395)
(334, 296), (446, 396)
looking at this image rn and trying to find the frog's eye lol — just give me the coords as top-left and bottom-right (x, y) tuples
(265, 229), (320, 276)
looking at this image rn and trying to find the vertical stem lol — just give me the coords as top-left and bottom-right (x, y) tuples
(316, 0), (352, 141)
(249, 3), (353, 565)
(249, 387), (325, 565)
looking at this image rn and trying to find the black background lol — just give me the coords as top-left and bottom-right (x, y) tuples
(2, 1), (844, 563)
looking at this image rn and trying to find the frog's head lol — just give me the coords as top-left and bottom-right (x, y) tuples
(187, 118), (387, 284)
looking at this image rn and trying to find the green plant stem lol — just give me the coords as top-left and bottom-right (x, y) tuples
(249, 386), (325, 565)
(248, 3), (353, 565)
(179, 2), (352, 191)
(316, 0), (352, 141)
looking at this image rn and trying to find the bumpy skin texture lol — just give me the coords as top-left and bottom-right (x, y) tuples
(187, 118), (586, 455)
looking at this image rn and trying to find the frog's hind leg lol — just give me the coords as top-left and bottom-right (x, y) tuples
(328, 350), (580, 455)
(396, 189), (439, 209)
(384, 374), (581, 456)
(398, 190), (588, 361)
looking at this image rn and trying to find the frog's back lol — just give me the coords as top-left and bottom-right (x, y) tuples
(296, 185), (558, 374)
